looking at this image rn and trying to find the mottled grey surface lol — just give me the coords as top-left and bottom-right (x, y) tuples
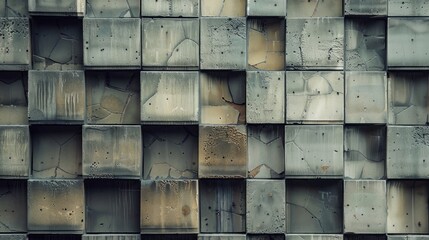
(141, 0), (199, 17)
(200, 17), (246, 70)
(286, 18), (344, 70)
(389, 0), (429, 16)
(287, 235), (343, 240)
(0, 0), (28, 17)
(287, 0), (343, 17)
(246, 71), (285, 123)
(0, 18), (30, 70)
(387, 126), (429, 179)
(344, 0), (387, 15)
(389, 236), (429, 240)
(198, 235), (246, 240)
(0, 126), (29, 177)
(247, 235), (285, 240)
(142, 18), (199, 69)
(0, 180), (26, 232)
(86, 0), (139, 17)
(83, 18), (141, 68)
(344, 180), (387, 233)
(247, 0), (286, 16)
(83, 235), (140, 240)
(285, 125), (343, 177)
(345, 71), (387, 123)
(28, 0), (85, 16)
(0, 72), (28, 124)
(0, 235), (27, 240)
(286, 71), (344, 123)
(246, 180), (285, 233)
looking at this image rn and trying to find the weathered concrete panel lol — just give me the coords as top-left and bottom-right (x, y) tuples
(0, 0), (28, 17)
(389, 0), (429, 16)
(0, 72), (28, 124)
(86, 0), (140, 17)
(287, 0), (343, 17)
(0, 235), (27, 240)
(344, 0), (387, 15)
(0, 126), (29, 178)
(389, 236), (429, 240)
(28, 0), (85, 16)
(287, 235), (343, 240)
(142, 235), (197, 240)
(286, 71), (344, 123)
(0, 180), (27, 232)
(0, 18), (30, 70)
(247, 0), (286, 16)
(200, 18), (246, 70)
(141, 180), (199, 233)
(83, 235), (140, 240)
(247, 71), (285, 123)
(201, 0), (245, 17)
(141, 0), (199, 17)
(247, 235), (285, 240)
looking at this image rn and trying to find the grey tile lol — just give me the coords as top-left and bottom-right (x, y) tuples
(248, 125), (285, 179)
(29, 235), (80, 240)
(246, 235), (285, 240)
(285, 125), (343, 177)
(345, 235), (386, 240)
(83, 125), (142, 178)
(286, 18), (344, 70)
(345, 18), (386, 71)
(344, 126), (386, 180)
(85, 180), (140, 233)
(86, 71), (140, 124)
(388, 236), (429, 240)
(142, 18), (199, 69)
(344, 180), (387, 233)
(345, 71), (387, 124)
(141, 0), (199, 17)
(199, 235), (246, 240)
(200, 17), (246, 70)
(286, 71), (344, 124)
(388, 18), (429, 68)
(83, 18), (141, 68)
(0, 180), (27, 232)
(28, 0), (85, 16)
(388, 71), (429, 125)
(199, 125), (247, 178)
(0, 0), (28, 17)
(389, 0), (429, 16)
(32, 126), (82, 179)
(141, 180), (199, 233)
(286, 180), (343, 233)
(246, 71), (285, 124)
(387, 126), (429, 179)
(86, 0), (140, 17)
(246, 180), (286, 233)
(141, 235), (197, 240)
(0, 235), (27, 240)
(286, 0), (343, 17)
(140, 71), (199, 123)
(27, 179), (84, 232)
(247, 0), (286, 16)
(0, 126), (29, 178)
(248, 18), (285, 70)
(387, 181), (429, 233)
(143, 126), (197, 179)
(0, 18), (30, 70)
(199, 180), (246, 233)
(28, 70), (85, 123)
(0, 71), (28, 124)
(286, 235), (343, 240)
(201, 0), (245, 17)
(83, 235), (140, 240)
(200, 71), (246, 124)
(344, 0), (387, 15)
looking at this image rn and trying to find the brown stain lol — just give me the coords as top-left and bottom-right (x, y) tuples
(321, 165), (330, 172)
(182, 205), (191, 216)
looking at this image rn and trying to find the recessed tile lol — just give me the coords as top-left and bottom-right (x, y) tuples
(201, 0), (245, 17)
(28, 0), (85, 16)
(0, 18), (30, 70)
(286, 0), (343, 17)
(345, 235), (386, 240)
(0, 126), (30, 178)
(0, 71), (28, 124)
(247, 0), (286, 16)
(141, 0), (199, 17)
(28, 235), (81, 240)
(86, 0), (140, 17)
(0, 180), (27, 232)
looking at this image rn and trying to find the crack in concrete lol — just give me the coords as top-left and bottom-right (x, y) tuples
(287, 201), (325, 233)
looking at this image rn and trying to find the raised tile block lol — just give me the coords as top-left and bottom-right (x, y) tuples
(0, 71), (28, 124)
(86, 0), (140, 17)
(32, 126), (82, 179)
(389, 0), (429, 16)
(387, 181), (429, 233)
(198, 235), (246, 240)
(247, 0), (286, 16)
(141, 71), (199, 123)
(141, 180), (199, 233)
(200, 18), (246, 70)
(32, 18), (83, 70)
(247, 235), (285, 240)
(248, 18), (285, 70)
(201, 0), (245, 16)
(83, 18), (141, 68)
(387, 126), (429, 179)
(345, 18), (386, 71)
(28, 180), (84, 232)
(0, 126), (30, 178)
(86, 71), (140, 124)
(0, 18), (30, 70)
(143, 126), (198, 179)
(28, 0), (84, 16)
(286, 180), (343, 233)
(388, 72), (429, 125)
(247, 71), (285, 123)
(199, 180), (246, 233)
(389, 236), (429, 240)
(142, 235), (197, 240)
(0, 0), (28, 17)
(286, 18), (344, 70)
(200, 71), (246, 124)
(286, 0), (343, 17)
(83, 235), (140, 240)
(28, 70), (85, 123)
(344, 180), (387, 233)
(0, 180), (26, 232)
(388, 18), (429, 68)
(141, 0), (199, 17)
(344, 0), (387, 15)
(85, 180), (140, 233)
(286, 71), (344, 123)
(287, 235), (343, 240)
(29, 235), (81, 240)
(246, 180), (286, 233)
(0, 235), (27, 240)
(344, 126), (386, 180)
(248, 125), (285, 179)
(83, 125), (142, 178)
(142, 18), (199, 69)
(199, 125), (247, 178)
(285, 125), (343, 177)
(345, 71), (387, 124)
